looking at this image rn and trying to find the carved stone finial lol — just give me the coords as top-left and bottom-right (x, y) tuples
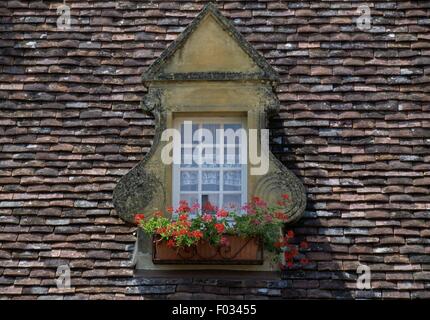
(141, 88), (163, 116)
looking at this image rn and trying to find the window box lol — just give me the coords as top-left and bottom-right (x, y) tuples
(152, 234), (263, 265)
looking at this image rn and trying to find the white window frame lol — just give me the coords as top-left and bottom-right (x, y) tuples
(172, 116), (248, 213)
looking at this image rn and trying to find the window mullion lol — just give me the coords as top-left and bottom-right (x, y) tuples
(198, 122), (202, 214)
(219, 123), (224, 210)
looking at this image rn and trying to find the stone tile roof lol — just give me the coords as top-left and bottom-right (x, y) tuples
(0, 1), (429, 299)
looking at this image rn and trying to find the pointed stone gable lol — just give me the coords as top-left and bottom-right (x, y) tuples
(142, 3), (279, 82)
(163, 13), (259, 73)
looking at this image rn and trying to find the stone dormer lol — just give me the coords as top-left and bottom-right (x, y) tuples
(113, 3), (306, 271)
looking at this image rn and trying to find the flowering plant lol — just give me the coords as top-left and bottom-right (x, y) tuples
(230, 195), (290, 253)
(135, 201), (230, 249)
(275, 230), (309, 269)
(135, 194), (309, 268)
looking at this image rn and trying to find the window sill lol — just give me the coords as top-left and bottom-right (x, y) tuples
(134, 270), (280, 281)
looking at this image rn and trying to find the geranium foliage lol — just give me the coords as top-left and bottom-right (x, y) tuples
(135, 195), (309, 269)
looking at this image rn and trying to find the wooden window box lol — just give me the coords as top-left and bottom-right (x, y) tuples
(152, 234), (264, 265)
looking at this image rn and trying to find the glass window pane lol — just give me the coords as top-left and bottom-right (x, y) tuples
(224, 124), (242, 146)
(202, 171), (219, 191)
(223, 194), (241, 210)
(179, 194), (199, 207)
(181, 122), (199, 144)
(201, 145), (219, 168)
(224, 146), (241, 167)
(224, 124), (244, 168)
(202, 124), (220, 145)
(181, 122), (199, 168)
(201, 124), (220, 168)
(223, 171), (241, 191)
(181, 147), (197, 168)
(202, 194), (219, 214)
(180, 171), (198, 191)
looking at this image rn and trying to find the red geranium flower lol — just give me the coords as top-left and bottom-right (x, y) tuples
(166, 206), (173, 214)
(264, 215), (273, 222)
(202, 214), (213, 222)
(274, 241), (283, 248)
(192, 230), (203, 239)
(251, 219), (261, 225)
(177, 200), (191, 213)
(191, 202), (200, 212)
(156, 227), (166, 234)
(203, 201), (216, 213)
(282, 194), (289, 200)
(214, 223), (225, 234)
(134, 214), (145, 224)
(167, 239), (175, 248)
(251, 196), (267, 208)
(290, 246), (298, 257)
(179, 214), (188, 221)
(286, 230), (295, 239)
(220, 236), (230, 247)
(252, 196), (261, 203)
(216, 209), (228, 218)
(300, 258), (309, 265)
(300, 241), (309, 249)
(275, 212), (288, 221)
(242, 204), (256, 215)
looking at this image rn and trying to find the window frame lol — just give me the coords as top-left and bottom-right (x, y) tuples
(172, 116), (248, 213)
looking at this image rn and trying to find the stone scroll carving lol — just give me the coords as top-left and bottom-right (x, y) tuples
(112, 89), (166, 224)
(254, 155), (307, 224)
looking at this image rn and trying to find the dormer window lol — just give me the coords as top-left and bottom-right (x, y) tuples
(113, 3), (306, 272)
